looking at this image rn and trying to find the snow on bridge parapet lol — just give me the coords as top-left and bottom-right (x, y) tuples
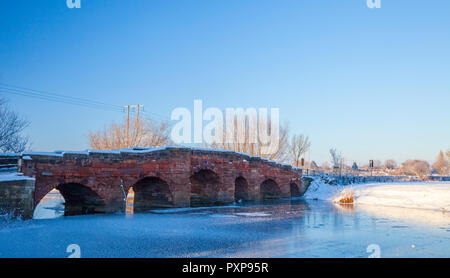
(22, 146), (302, 173)
(21, 146), (304, 216)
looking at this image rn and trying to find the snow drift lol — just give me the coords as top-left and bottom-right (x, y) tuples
(304, 177), (450, 212)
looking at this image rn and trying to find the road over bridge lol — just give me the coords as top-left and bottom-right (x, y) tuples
(22, 147), (305, 216)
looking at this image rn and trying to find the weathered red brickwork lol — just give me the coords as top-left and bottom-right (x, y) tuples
(22, 147), (303, 215)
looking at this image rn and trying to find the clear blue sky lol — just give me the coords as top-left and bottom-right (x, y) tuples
(1, 0), (449, 165)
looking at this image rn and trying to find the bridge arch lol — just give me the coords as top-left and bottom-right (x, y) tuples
(290, 182), (301, 197)
(33, 188), (65, 219)
(130, 177), (173, 212)
(41, 183), (106, 216)
(260, 179), (281, 201)
(234, 176), (249, 202)
(190, 169), (221, 207)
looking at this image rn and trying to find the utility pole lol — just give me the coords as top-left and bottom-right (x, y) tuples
(135, 104), (140, 138)
(369, 160), (374, 177)
(124, 105), (130, 147)
(124, 105), (144, 148)
(308, 147), (311, 171)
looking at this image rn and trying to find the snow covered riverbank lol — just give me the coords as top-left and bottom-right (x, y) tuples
(0, 171), (35, 182)
(304, 177), (450, 212)
(352, 182), (450, 211)
(303, 178), (450, 226)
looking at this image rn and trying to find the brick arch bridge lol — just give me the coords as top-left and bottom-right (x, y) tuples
(22, 147), (305, 216)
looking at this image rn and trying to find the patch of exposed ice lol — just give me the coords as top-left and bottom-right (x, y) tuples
(149, 204), (240, 214)
(234, 212), (271, 217)
(210, 214), (238, 218)
(355, 203), (450, 226)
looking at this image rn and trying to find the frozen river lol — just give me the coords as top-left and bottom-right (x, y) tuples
(1, 199), (449, 258)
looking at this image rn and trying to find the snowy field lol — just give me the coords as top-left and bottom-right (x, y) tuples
(303, 178), (450, 226)
(304, 178), (450, 211)
(352, 182), (450, 211)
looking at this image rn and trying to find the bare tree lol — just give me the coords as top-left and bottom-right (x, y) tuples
(329, 148), (342, 168)
(373, 160), (382, 169)
(0, 98), (29, 153)
(432, 150), (448, 175)
(88, 117), (170, 150)
(401, 160), (430, 179)
(210, 117), (290, 163)
(289, 134), (311, 167)
(384, 159), (397, 170)
(329, 148), (344, 175)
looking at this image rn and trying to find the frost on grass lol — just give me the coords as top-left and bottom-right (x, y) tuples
(333, 188), (355, 204)
(0, 209), (24, 229)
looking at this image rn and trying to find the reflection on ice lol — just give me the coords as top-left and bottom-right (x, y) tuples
(234, 213), (271, 217)
(356, 203), (450, 227)
(149, 205), (241, 214)
(33, 189), (65, 220)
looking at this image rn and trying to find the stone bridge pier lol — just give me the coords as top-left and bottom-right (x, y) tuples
(22, 147), (304, 216)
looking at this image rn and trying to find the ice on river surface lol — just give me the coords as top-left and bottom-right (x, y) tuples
(1, 199), (449, 258)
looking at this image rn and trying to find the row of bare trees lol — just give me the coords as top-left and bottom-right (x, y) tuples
(391, 150), (449, 178)
(315, 149), (450, 179)
(88, 118), (170, 150)
(88, 116), (311, 165)
(401, 160), (431, 179)
(209, 119), (292, 162)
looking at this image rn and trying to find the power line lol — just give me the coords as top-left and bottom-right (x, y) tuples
(0, 83), (172, 122)
(141, 110), (172, 123)
(0, 89), (122, 113)
(0, 83), (123, 111)
(0, 87), (123, 113)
